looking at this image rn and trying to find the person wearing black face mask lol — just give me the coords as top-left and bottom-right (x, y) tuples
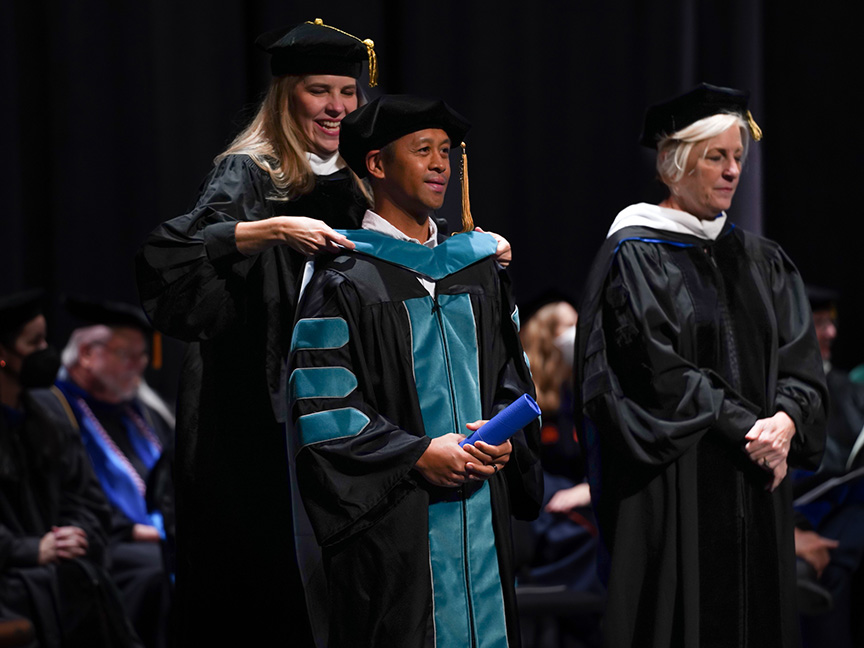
(0, 290), (143, 648)
(0, 297), (59, 397)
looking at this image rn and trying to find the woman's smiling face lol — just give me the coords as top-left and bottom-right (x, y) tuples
(291, 75), (359, 157)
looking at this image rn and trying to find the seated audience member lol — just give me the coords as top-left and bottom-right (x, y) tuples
(521, 300), (581, 476)
(519, 301), (604, 647)
(520, 301), (601, 586)
(50, 297), (172, 648)
(793, 287), (864, 647)
(0, 290), (142, 648)
(289, 95), (543, 647)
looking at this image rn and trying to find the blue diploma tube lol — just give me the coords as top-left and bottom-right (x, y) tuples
(459, 394), (541, 448)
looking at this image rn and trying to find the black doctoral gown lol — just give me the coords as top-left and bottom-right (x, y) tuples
(289, 230), (543, 648)
(576, 221), (827, 648)
(1, 389), (140, 648)
(134, 154), (368, 646)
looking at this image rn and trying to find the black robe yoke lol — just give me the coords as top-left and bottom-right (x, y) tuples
(134, 155), (367, 646)
(576, 223), (827, 648)
(289, 231), (543, 647)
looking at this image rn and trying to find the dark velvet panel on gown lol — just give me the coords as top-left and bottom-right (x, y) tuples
(576, 222), (827, 648)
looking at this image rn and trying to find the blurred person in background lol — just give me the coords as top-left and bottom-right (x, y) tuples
(519, 300), (604, 647)
(792, 287), (864, 648)
(51, 296), (172, 648)
(1, 291), (142, 648)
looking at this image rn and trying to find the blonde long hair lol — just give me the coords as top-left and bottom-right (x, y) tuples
(216, 75), (371, 204)
(520, 302), (578, 413)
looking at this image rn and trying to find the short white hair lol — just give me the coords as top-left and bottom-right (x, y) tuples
(656, 113), (750, 184)
(61, 325), (113, 368)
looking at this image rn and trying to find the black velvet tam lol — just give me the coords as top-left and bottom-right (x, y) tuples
(806, 284), (840, 313)
(255, 19), (371, 78)
(63, 295), (151, 332)
(339, 95), (470, 178)
(639, 82), (751, 148)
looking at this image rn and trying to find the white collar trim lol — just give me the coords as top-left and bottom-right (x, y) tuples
(306, 151), (345, 175)
(607, 202), (727, 241)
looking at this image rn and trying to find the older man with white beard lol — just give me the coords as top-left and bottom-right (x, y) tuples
(51, 297), (173, 648)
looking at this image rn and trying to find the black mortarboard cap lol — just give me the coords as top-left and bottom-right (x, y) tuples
(255, 18), (377, 86)
(806, 285), (840, 313)
(640, 83), (762, 149)
(0, 290), (45, 342)
(339, 95), (470, 178)
(63, 295), (151, 333)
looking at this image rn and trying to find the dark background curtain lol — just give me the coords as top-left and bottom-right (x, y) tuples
(2, 0), (861, 401)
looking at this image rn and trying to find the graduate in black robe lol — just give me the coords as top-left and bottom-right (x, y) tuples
(48, 297), (174, 648)
(575, 85), (827, 648)
(290, 95), (543, 647)
(1, 291), (142, 648)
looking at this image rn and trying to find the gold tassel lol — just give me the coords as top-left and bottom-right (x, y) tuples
(308, 18), (378, 87)
(152, 331), (162, 370)
(457, 142), (475, 234)
(745, 110), (763, 141)
(363, 39), (378, 87)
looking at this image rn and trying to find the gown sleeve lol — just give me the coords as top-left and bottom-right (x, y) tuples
(134, 155), (274, 341)
(490, 270), (543, 520)
(49, 407), (113, 563)
(587, 241), (761, 469)
(289, 267), (431, 546)
(0, 525), (40, 569)
(762, 244), (828, 469)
